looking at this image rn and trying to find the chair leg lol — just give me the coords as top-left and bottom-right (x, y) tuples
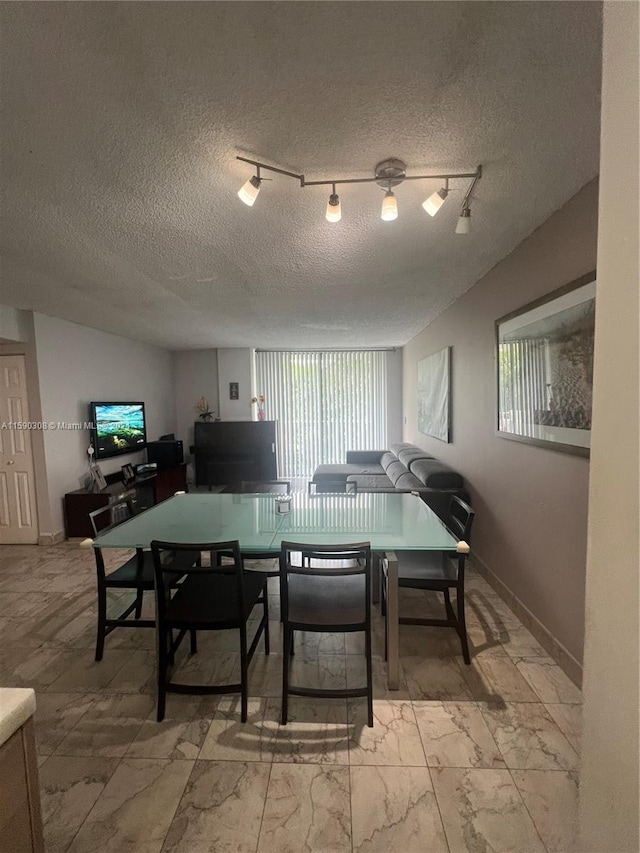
(95, 582), (107, 662)
(239, 626), (248, 723)
(456, 587), (471, 665)
(190, 629), (198, 655)
(281, 626), (290, 725)
(262, 590), (270, 655)
(380, 570), (387, 617)
(157, 629), (168, 722)
(365, 627), (374, 728)
(371, 554), (380, 605)
(134, 588), (144, 619)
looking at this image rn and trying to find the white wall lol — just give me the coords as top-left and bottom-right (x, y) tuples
(218, 348), (253, 421)
(33, 313), (175, 535)
(386, 349), (403, 446)
(579, 2), (639, 849)
(0, 303), (31, 343)
(173, 349), (220, 473)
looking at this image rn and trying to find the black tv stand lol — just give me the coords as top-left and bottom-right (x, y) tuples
(63, 464), (187, 538)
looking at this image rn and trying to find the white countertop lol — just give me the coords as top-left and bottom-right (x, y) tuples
(0, 687), (37, 747)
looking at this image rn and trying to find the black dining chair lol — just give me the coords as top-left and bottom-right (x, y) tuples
(279, 540), (374, 727)
(89, 501), (200, 662)
(234, 481), (291, 616)
(381, 495), (475, 663)
(89, 500), (156, 661)
(150, 539), (269, 722)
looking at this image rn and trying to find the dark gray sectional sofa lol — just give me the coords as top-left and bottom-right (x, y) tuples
(311, 442), (470, 526)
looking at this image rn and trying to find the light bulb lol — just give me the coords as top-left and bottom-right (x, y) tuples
(381, 190), (398, 221)
(237, 175), (261, 207)
(422, 187), (448, 217)
(326, 192), (341, 222)
(455, 207), (471, 234)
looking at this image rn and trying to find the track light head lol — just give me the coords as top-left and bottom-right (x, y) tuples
(422, 186), (449, 217)
(326, 189), (341, 223)
(238, 174), (262, 207)
(455, 207), (471, 234)
(381, 190), (398, 222)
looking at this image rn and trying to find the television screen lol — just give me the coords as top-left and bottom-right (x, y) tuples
(90, 402), (147, 459)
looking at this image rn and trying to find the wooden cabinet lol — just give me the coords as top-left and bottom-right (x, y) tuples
(64, 464), (187, 538)
(192, 421), (277, 487)
(0, 697), (44, 853)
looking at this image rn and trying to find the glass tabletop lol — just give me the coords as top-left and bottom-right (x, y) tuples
(92, 491), (458, 552)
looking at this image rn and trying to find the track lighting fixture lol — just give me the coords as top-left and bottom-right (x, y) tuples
(325, 184), (341, 222)
(422, 180), (449, 217)
(456, 207), (471, 234)
(236, 156), (482, 233)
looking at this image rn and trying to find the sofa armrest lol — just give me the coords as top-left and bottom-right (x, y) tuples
(346, 450), (386, 464)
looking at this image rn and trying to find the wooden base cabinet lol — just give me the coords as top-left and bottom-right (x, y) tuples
(0, 692), (44, 853)
(64, 464), (188, 538)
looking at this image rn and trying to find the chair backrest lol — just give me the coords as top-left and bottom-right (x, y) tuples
(279, 540), (371, 626)
(150, 539), (245, 619)
(448, 496), (475, 542)
(239, 480), (291, 494)
(89, 499), (136, 537)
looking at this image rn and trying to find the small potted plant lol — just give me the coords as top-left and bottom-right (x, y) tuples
(251, 395), (266, 420)
(196, 396), (213, 421)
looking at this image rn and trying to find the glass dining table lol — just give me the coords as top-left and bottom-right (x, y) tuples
(91, 490), (460, 689)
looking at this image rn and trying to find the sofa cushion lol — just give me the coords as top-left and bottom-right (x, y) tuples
(380, 451), (398, 469)
(394, 472), (425, 490)
(388, 442), (420, 457)
(384, 460), (411, 485)
(346, 474), (394, 490)
(312, 463), (384, 484)
(410, 458), (464, 489)
(346, 450), (386, 465)
(396, 447), (435, 469)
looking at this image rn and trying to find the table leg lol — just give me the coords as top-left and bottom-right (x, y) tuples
(385, 551), (399, 690)
(372, 553), (380, 604)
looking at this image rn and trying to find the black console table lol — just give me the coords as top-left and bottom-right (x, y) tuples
(64, 464), (187, 538)
(191, 421), (277, 488)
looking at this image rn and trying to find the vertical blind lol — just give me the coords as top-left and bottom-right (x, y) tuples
(256, 351), (387, 478)
(498, 339), (550, 435)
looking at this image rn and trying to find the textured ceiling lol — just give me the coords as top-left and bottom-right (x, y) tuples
(0, 2), (602, 350)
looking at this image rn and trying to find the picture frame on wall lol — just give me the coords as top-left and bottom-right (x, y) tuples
(229, 382), (239, 400)
(417, 346), (451, 442)
(496, 271), (596, 457)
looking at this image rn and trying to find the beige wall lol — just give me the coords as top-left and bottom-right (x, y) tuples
(403, 179), (598, 664)
(33, 313), (175, 536)
(578, 1), (639, 848)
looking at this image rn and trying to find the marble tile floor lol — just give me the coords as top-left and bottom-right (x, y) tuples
(0, 542), (582, 853)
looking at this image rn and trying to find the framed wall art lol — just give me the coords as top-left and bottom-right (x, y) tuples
(417, 346), (451, 442)
(496, 271), (596, 457)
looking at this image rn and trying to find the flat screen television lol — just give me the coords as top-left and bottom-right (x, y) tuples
(89, 402), (147, 459)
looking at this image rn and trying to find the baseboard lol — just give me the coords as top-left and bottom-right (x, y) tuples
(37, 530), (65, 546)
(471, 551), (583, 689)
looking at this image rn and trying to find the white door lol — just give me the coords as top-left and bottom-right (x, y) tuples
(0, 355), (39, 544)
